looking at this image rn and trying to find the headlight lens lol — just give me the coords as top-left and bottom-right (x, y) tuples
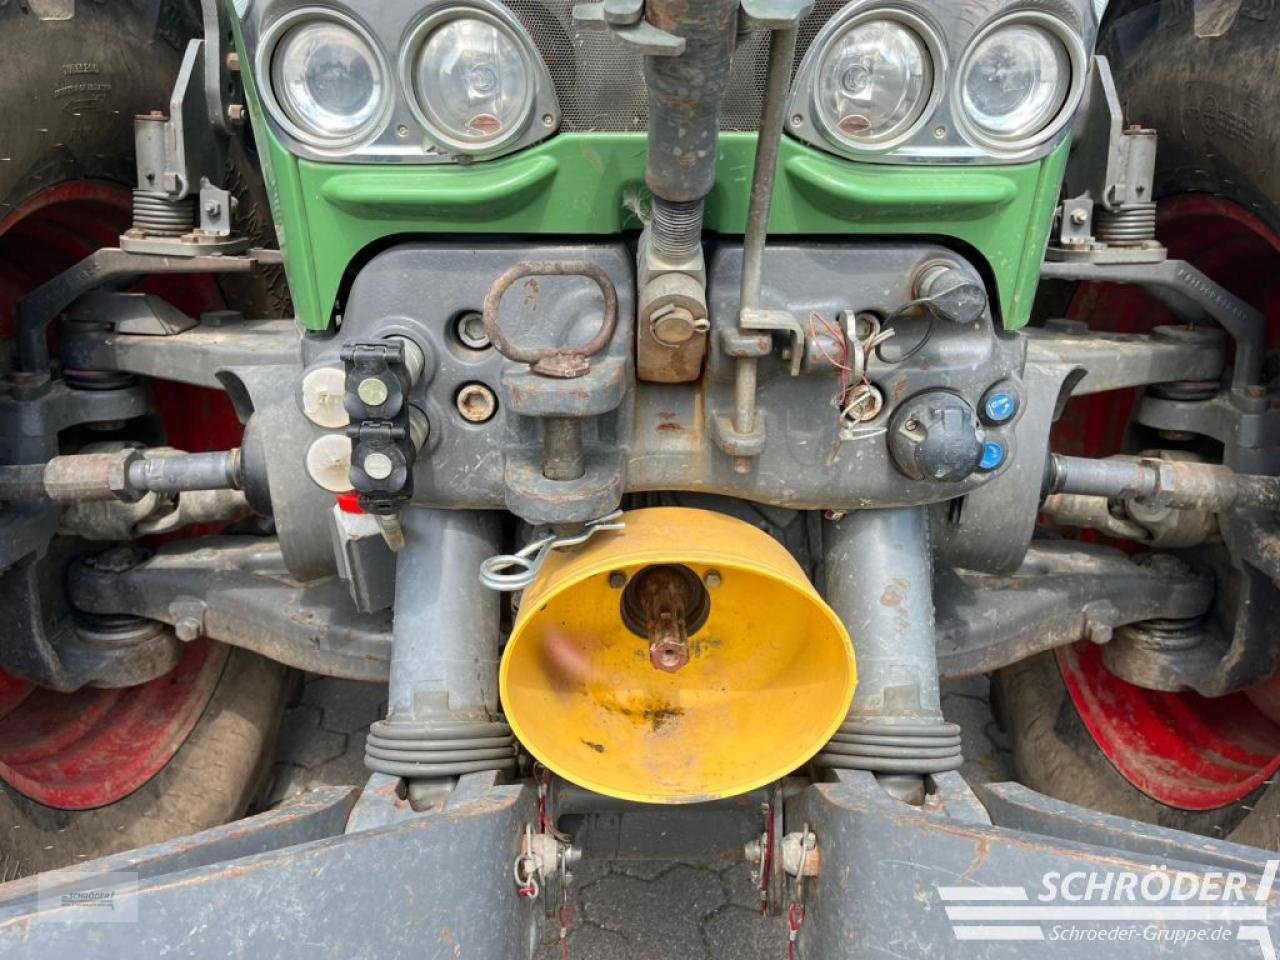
(271, 20), (386, 145)
(410, 13), (533, 150)
(960, 24), (1070, 142)
(813, 19), (933, 147)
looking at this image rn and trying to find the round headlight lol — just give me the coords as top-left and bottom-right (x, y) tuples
(813, 18), (935, 148)
(408, 11), (534, 152)
(270, 18), (386, 146)
(960, 22), (1073, 145)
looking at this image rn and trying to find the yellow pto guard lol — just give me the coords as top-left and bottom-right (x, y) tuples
(500, 508), (856, 804)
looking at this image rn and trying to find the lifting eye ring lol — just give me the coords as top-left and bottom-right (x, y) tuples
(481, 259), (619, 379)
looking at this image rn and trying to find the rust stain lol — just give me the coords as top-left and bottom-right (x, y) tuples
(880, 576), (909, 608)
(522, 278), (540, 310)
(593, 691), (685, 732)
(656, 421), (683, 433)
(580, 739), (606, 753)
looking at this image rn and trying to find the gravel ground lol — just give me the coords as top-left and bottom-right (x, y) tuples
(265, 674), (1015, 960)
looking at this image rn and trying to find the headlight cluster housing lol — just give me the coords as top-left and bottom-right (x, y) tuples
(249, 1), (560, 162)
(788, 2), (1091, 163)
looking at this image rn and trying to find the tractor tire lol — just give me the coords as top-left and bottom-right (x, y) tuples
(0, 1), (289, 878)
(0, 647), (286, 879)
(1000, 1), (1280, 851)
(997, 655), (1279, 849)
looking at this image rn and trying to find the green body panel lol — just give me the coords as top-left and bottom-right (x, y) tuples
(233, 19), (1067, 334)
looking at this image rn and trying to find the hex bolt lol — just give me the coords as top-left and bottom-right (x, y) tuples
(704, 569), (722, 589)
(174, 617), (202, 642)
(203, 199), (221, 218)
(226, 103), (247, 125)
(455, 383), (497, 423)
(357, 377), (390, 407)
(1070, 208), (1090, 225)
(843, 383), (884, 423)
(608, 570), (628, 589)
(1088, 621), (1114, 645)
(455, 311), (491, 350)
(226, 51), (241, 72)
(364, 452), (394, 481)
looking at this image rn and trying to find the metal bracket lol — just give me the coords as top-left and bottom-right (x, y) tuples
(741, 308), (804, 375)
(739, 0), (815, 30)
(15, 247), (274, 374)
(1047, 55), (1164, 264)
(1039, 258), (1266, 392)
(572, 2), (686, 56)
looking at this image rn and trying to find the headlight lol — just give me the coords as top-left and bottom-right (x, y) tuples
(813, 18), (935, 148)
(266, 13), (388, 148)
(956, 13), (1085, 150)
(404, 8), (537, 153)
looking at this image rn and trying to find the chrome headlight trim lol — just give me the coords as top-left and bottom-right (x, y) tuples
(800, 5), (948, 156)
(256, 6), (393, 153)
(951, 10), (1089, 156)
(241, 0), (559, 164)
(398, 3), (550, 157)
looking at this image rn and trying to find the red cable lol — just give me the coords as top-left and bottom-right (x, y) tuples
(807, 311), (853, 406)
(787, 902), (806, 960)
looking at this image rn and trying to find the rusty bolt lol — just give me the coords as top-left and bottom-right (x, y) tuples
(174, 616), (202, 642)
(456, 383), (498, 424)
(843, 383), (884, 423)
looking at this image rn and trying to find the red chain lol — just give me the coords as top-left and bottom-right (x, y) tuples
(559, 903), (575, 960)
(787, 902), (806, 960)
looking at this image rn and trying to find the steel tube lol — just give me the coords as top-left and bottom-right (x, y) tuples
(643, 0), (739, 203)
(1048, 453), (1280, 512)
(825, 507), (944, 723)
(542, 418), (586, 482)
(127, 449), (242, 494)
(385, 508), (503, 723)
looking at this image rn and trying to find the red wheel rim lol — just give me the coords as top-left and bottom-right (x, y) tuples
(0, 182), (240, 809)
(1053, 195), (1280, 810)
(0, 642), (227, 810)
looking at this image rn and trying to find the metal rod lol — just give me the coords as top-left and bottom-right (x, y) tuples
(127, 449), (242, 494)
(732, 25), (800, 473)
(0, 448), (242, 503)
(542, 419), (586, 481)
(1047, 453), (1280, 512)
